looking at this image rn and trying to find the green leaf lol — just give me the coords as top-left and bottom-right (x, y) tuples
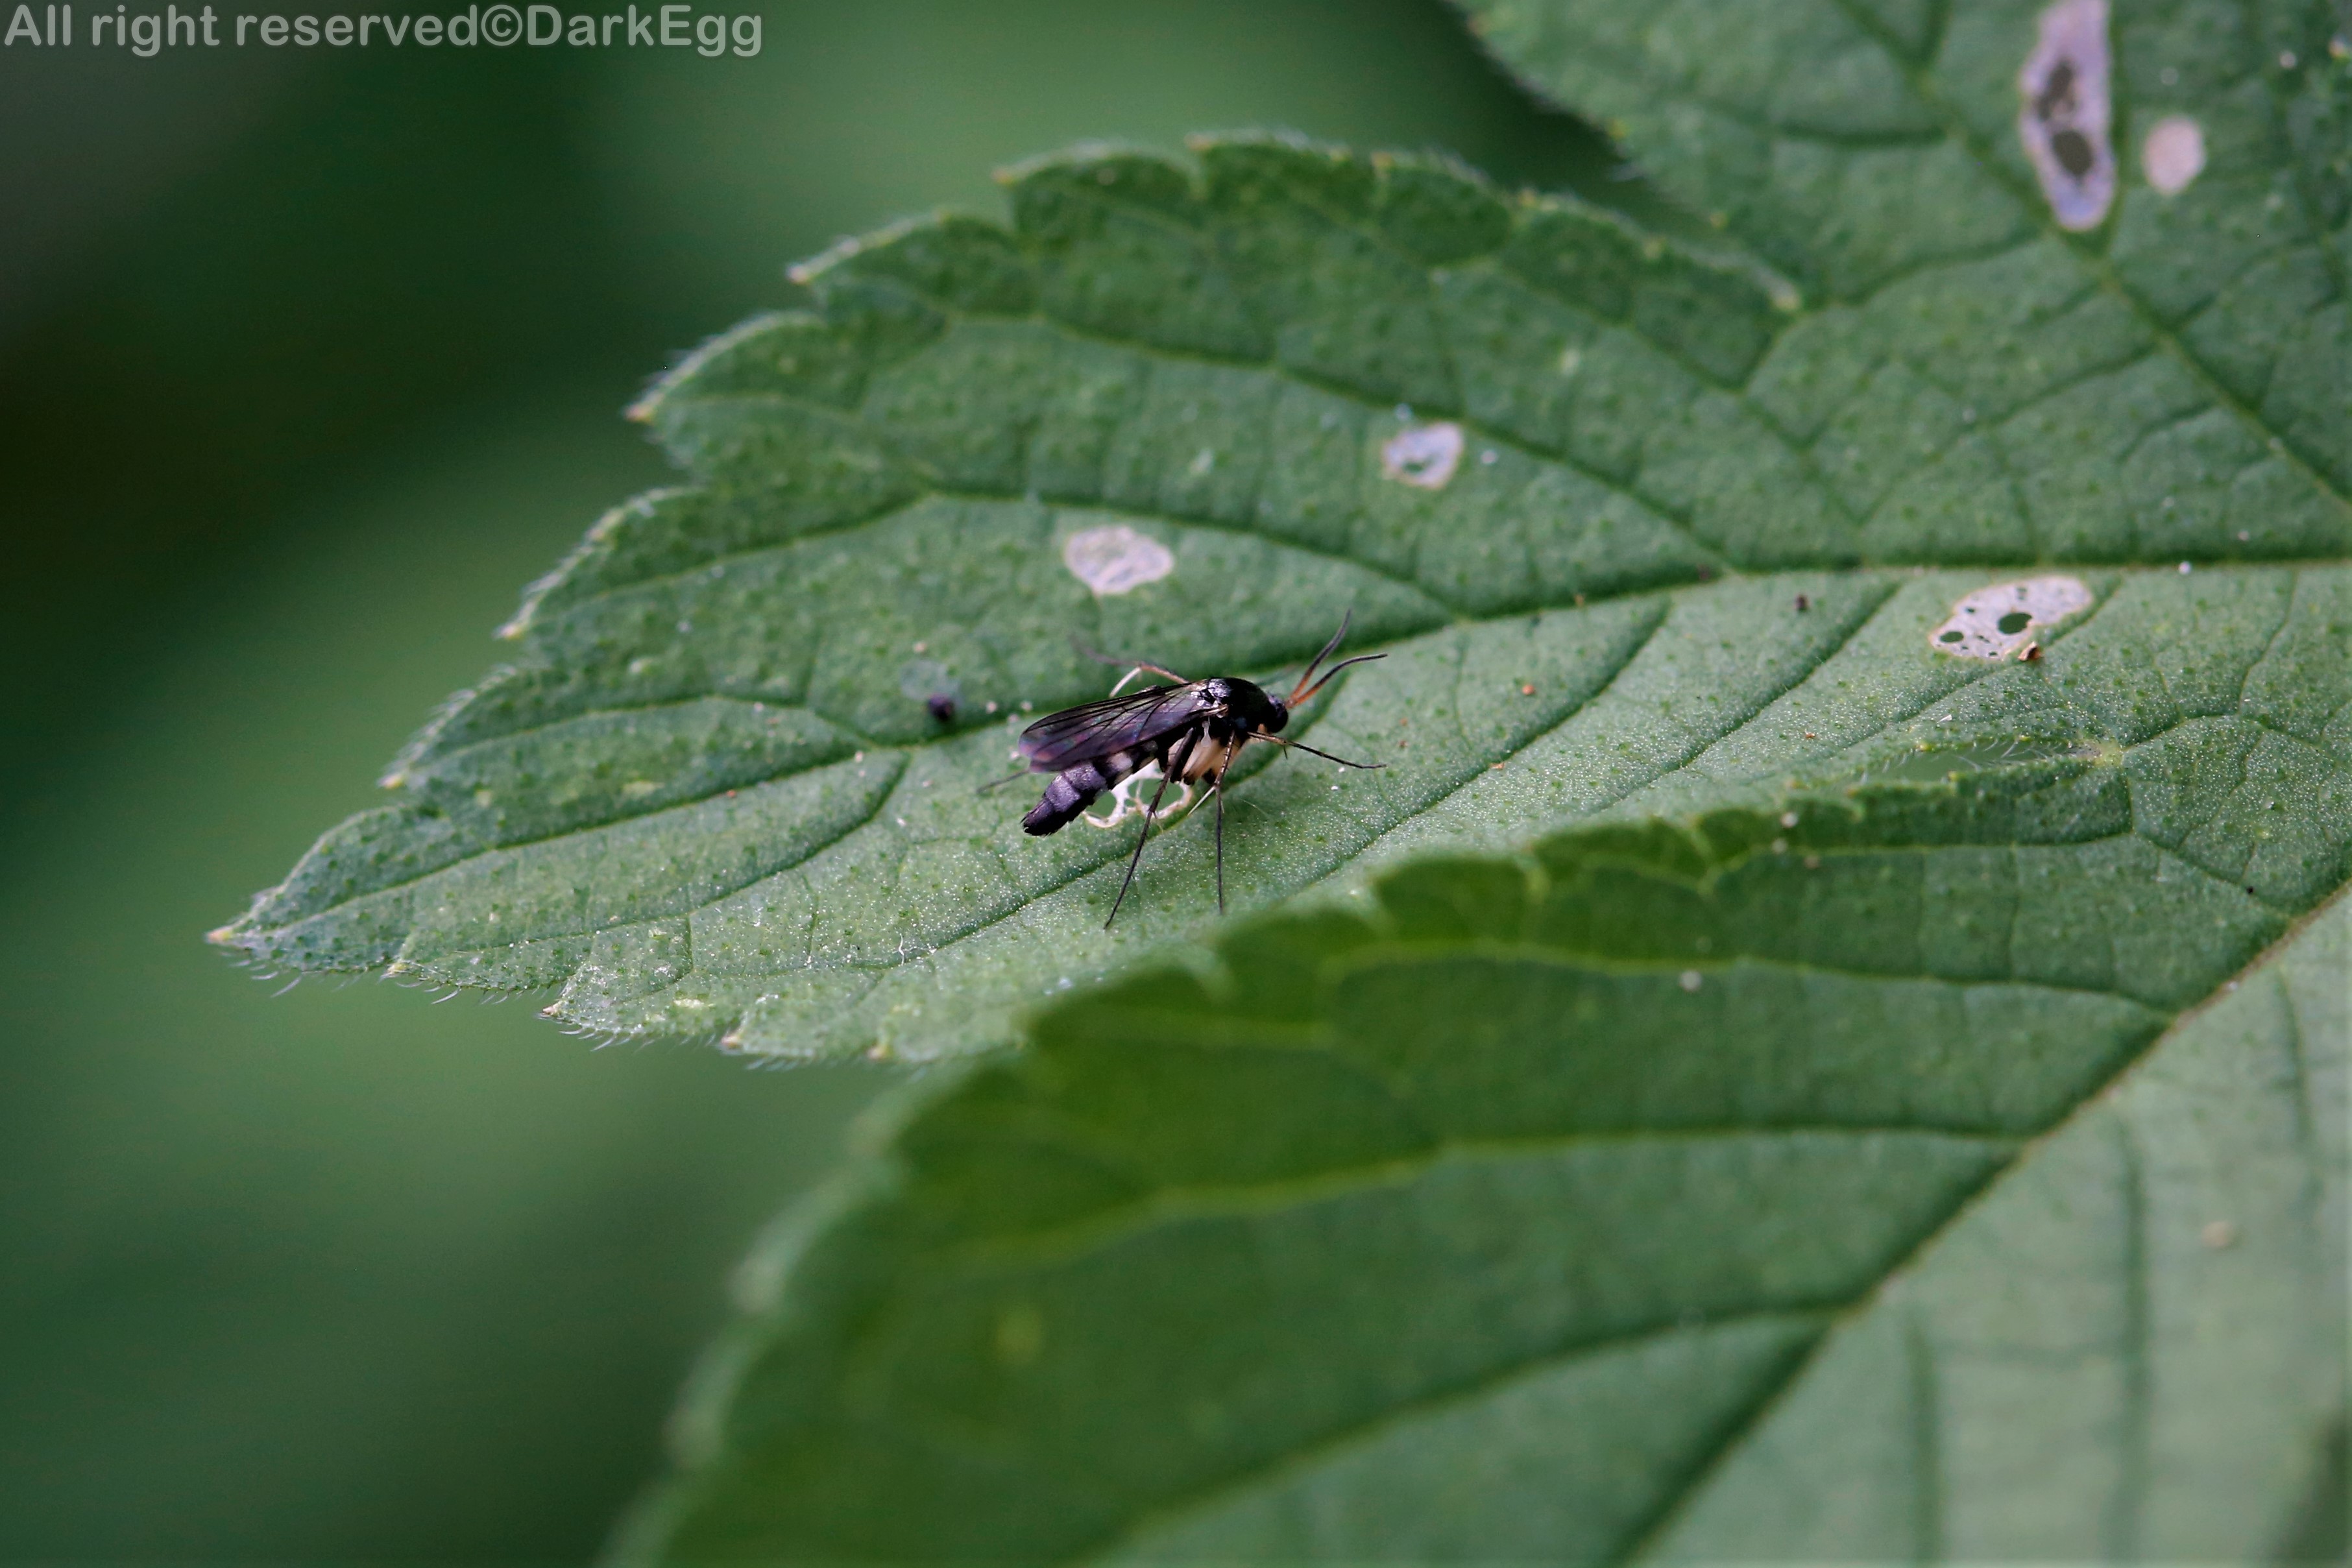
(618, 810), (2347, 1560)
(210, 51), (2350, 1057)
(575, 3), (2348, 1558)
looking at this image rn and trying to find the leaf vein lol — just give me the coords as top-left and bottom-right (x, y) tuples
(1824, 0), (2352, 513)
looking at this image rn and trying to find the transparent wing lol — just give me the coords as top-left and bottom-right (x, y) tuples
(1017, 683), (1217, 769)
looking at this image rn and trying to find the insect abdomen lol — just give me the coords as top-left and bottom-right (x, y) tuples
(1022, 760), (1111, 836)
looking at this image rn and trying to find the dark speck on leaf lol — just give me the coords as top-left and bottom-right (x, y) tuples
(2036, 58), (2076, 120)
(1794, 594), (1810, 612)
(927, 694), (957, 723)
(2052, 128), (2095, 178)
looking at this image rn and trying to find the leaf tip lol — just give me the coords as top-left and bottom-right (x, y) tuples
(204, 923), (243, 948)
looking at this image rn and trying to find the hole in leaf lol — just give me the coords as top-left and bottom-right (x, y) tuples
(2019, 0), (2115, 230)
(1931, 575), (2093, 660)
(1381, 422), (1464, 489)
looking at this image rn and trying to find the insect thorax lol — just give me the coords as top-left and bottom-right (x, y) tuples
(1207, 677), (1287, 735)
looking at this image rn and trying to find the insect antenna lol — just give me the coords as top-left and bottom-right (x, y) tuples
(1284, 611), (1386, 707)
(1292, 612), (1353, 687)
(1253, 732), (1385, 771)
(1287, 652), (1387, 706)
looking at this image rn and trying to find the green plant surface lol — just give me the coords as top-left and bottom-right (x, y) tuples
(212, 0), (2349, 1065)
(618, 829), (2346, 1560)
(194, 0), (2350, 1557)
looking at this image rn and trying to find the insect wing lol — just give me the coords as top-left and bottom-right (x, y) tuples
(1017, 683), (1215, 769)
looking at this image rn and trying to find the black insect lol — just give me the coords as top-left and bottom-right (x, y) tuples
(1000, 615), (1385, 927)
(925, 692), (957, 723)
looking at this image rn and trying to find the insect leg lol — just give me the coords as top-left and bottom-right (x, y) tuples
(1084, 764), (1194, 829)
(1110, 664), (1191, 697)
(976, 768), (1034, 795)
(1071, 634), (1189, 691)
(1100, 762), (1176, 930)
(1211, 751), (1237, 915)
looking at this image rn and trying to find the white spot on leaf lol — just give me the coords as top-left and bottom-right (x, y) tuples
(2019, 0), (2115, 231)
(1063, 525), (1174, 596)
(1930, 575), (2093, 660)
(2142, 115), (2206, 195)
(1381, 422), (1464, 490)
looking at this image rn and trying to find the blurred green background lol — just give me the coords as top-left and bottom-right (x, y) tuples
(0, 3), (1622, 1556)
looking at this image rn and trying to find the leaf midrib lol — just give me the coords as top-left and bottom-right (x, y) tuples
(1617, 876), (2352, 1560)
(365, 559), (2327, 1006)
(933, 1127), (2029, 1274)
(1020, 887), (2336, 1565)
(1475, 0), (2346, 509)
(1818, 0), (2349, 504)
(1062, 1307), (1834, 1565)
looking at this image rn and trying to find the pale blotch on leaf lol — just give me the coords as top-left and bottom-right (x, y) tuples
(1381, 421), (1464, 490)
(2018, 0), (2116, 232)
(1062, 524), (1174, 596)
(1930, 575), (2093, 660)
(2142, 115), (2207, 196)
